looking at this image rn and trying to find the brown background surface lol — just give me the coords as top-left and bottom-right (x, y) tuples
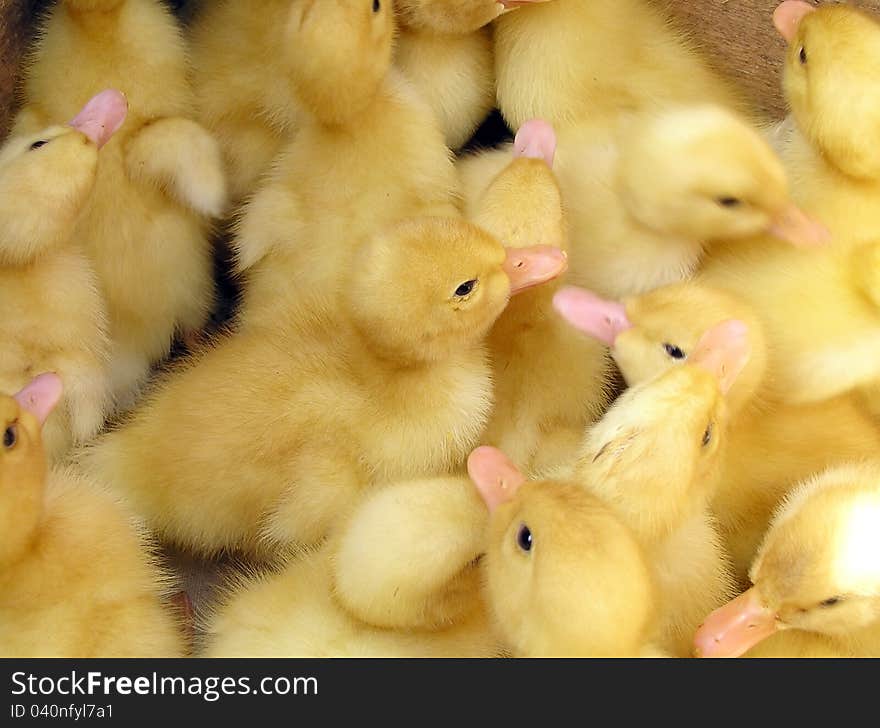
(3, 0), (880, 136)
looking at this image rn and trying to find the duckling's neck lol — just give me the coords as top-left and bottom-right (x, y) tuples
(490, 285), (558, 340)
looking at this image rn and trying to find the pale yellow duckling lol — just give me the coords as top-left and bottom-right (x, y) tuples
(472, 120), (611, 472)
(696, 461), (880, 658)
(0, 91), (125, 462)
(564, 320), (748, 656)
(0, 375), (183, 657)
(467, 446), (662, 657)
(772, 1), (880, 249)
(15, 0), (226, 411)
(82, 218), (566, 558)
(459, 106), (825, 301)
(493, 0), (745, 133)
(231, 0), (460, 331)
(555, 282), (880, 585)
(202, 545), (497, 657)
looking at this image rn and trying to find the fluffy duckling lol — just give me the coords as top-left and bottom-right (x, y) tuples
(772, 1), (880, 249)
(467, 446), (662, 657)
(0, 90), (125, 462)
(492, 0), (745, 133)
(696, 462), (880, 658)
(471, 120), (611, 472)
(15, 0), (226, 411)
(231, 0), (461, 330)
(202, 546), (497, 658)
(394, 0), (501, 150)
(565, 320), (747, 656)
(555, 282), (880, 584)
(0, 375), (183, 657)
(82, 218), (566, 557)
(459, 106), (826, 301)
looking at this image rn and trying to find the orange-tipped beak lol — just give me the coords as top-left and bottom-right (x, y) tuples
(503, 245), (568, 295)
(694, 587), (779, 658)
(769, 203), (831, 248)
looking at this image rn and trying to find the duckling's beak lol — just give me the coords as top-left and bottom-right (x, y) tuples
(504, 245), (568, 295)
(552, 286), (633, 347)
(689, 319), (751, 395)
(513, 119), (557, 167)
(773, 1), (816, 44)
(68, 89), (128, 149)
(693, 587), (778, 658)
(13, 373), (63, 428)
(768, 203), (831, 248)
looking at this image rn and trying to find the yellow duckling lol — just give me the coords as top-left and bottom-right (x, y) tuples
(696, 461), (880, 658)
(82, 218), (566, 557)
(231, 0), (460, 330)
(0, 91), (125, 463)
(0, 375), (183, 657)
(772, 1), (880, 249)
(15, 0), (226, 411)
(467, 446), (662, 657)
(555, 282), (880, 584)
(472, 120), (611, 472)
(202, 545), (497, 657)
(564, 320), (747, 656)
(493, 0), (745, 133)
(394, 0), (503, 150)
(459, 106), (825, 301)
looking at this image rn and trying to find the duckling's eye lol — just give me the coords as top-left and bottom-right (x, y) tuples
(29, 140), (49, 151)
(663, 343), (687, 360)
(516, 524), (532, 553)
(820, 597), (842, 608)
(716, 197), (742, 209)
(372, 0), (380, 12)
(3, 424), (17, 449)
(799, 47), (808, 65)
(454, 279), (478, 298)
(702, 423), (713, 448)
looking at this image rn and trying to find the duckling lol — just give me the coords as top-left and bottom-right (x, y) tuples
(467, 446), (662, 657)
(459, 106), (826, 301)
(554, 282), (880, 584)
(0, 90), (125, 462)
(492, 0), (746, 133)
(231, 0), (461, 330)
(470, 120), (611, 471)
(202, 544), (497, 657)
(695, 461), (880, 658)
(772, 1), (880, 249)
(81, 217), (566, 557)
(0, 375), (183, 657)
(565, 320), (747, 656)
(394, 0), (502, 150)
(188, 0), (307, 205)
(15, 0), (226, 411)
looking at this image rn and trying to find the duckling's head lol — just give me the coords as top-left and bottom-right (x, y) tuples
(617, 105), (827, 247)
(346, 217), (567, 364)
(554, 282), (767, 416)
(468, 446), (656, 657)
(0, 374), (62, 565)
(575, 319), (750, 541)
(695, 462), (880, 657)
(775, 1), (880, 181)
(285, 0), (395, 126)
(0, 90), (127, 266)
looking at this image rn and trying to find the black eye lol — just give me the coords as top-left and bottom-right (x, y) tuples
(516, 524), (532, 552)
(702, 423), (713, 447)
(663, 343), (687, 360)
(799, 47), (807, 65)
(454, 280), (477, 298)
(820, 597), (841, 608)
(372, 0), (380, 12)
(3, 425), (17, 449)
(29, 140), (48, 151)
(717, 197), (742, 208)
